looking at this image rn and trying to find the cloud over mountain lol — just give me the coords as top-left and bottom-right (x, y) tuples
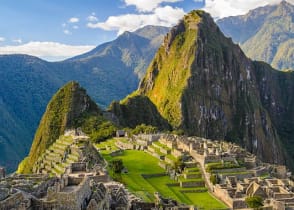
(87, 6), (184, 34)
(0, 41), (95, 61)
(204, 0), (294, 18)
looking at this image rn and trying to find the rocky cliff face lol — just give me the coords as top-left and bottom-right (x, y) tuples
(18, 81), (103, 173)
(118, 11), (294, 169)
(253, 62), (294, 167)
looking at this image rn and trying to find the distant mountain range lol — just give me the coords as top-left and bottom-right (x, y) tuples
(217, 1), (294, 70)
(0, 25), (169, 172)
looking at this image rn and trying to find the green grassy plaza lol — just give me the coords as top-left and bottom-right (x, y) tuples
(96, 139), (227, 209)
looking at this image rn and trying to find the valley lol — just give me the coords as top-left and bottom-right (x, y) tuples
(0, 1), (293, 209)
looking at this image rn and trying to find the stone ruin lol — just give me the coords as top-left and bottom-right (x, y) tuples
(0, 167), (5, 179)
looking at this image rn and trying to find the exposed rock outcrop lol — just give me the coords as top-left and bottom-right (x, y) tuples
(111, 10), (294, 169)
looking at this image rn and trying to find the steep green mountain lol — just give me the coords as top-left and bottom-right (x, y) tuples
(109, 93), (170, 130)
(17, 81), (111, 174)
(0, 26), (167, 172)
(217, 1), (294, 70)
(111, 10), (294, 169)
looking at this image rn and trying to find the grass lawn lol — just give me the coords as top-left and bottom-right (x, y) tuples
(105, 150), (165, 201)
(97, 141), (228, 209)
(185, 192), (228, 209)
(95, 138), (119, 155)
(146, 176), (226, 209)
(146, 176), (191, 204)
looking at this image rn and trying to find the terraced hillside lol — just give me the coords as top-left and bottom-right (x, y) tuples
(33, 135), (79, 176)
(31, 133), (102, 176)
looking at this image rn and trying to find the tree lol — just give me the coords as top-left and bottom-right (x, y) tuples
(131, 124), (158, 135)
(210, 174), (220, 185)
(245, 196), (263, 209)
(109, 159), (124, 173)
(172, 157), (185, 173)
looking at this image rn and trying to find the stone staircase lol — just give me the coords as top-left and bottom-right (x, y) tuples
(33, 135), (81, 176)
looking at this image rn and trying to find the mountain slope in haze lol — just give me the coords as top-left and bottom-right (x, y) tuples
(0, 26), (168, 172)
(217, 1), (294, 70)
(0, 55), (64, 172)
(68, 25), (169, 80)
(17, 81), (109, 174)
(111, 10), (294, 170)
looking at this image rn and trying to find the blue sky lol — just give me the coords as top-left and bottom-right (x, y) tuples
(0, 0), (289, 61)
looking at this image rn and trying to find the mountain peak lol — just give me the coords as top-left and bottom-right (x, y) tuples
(275, 0), (294, 15)
(133, 25), (169, 40)
(17, 81), (102, 173)
(117, 8), (294, 170)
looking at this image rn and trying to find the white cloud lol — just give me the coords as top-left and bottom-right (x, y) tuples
(63, 29), (72, 35)
(203, 0), (294, 18)
(0, 37), (5, 42)
(87, 6), (185, 34)
(87, 13), (98, 22)
(124, 0), (182, 12)
(73, 25), (79, 29)
(13, 39), (22, 44)
(62, 23), (67, 27)
(0, 42), (95, 61)
(68, 17), (79, 23)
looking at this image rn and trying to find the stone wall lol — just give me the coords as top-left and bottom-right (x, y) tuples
(180, 180), (205, 188)
(142, 173), (166, 179)
(31, 198), (60, 210)
(0, 167), (5, 179)
(160, 147), (170, 155)
(136, 139), (150, 146)
(172, 149), (183, 158)
(131, 201), (155, 210)
(71, 162), (87, 172)
(212, 167), (247, 173)
(184, 173), (202, 179)
(158, 161), (168, 170)
(190, 151), (205, 165)
(214, 185), (247, 209)
(91, 175), (109, 183)
(219, 173), (253, 180)
(47, 177), (92, 210)
(0, 191), (26, 210)
(116, 140), (135, 150)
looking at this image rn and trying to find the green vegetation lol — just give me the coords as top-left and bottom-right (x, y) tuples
(128, 124), (158, 135)
(109, 159), (124, 173)
(98, 140), (227, 209)
(17, 81), (112, 174)
(185, 192), (227, 209)
(109, 159), (124, 181)
(109, 95), (171, 130)
(205, 162), (241, 173)
(139, 12), (200, 128)
(217, 1), (294, 71)
(95, 138), (119, 155)
(245, 196), (263, 209)
(210, 174), (220, 185)
(78, 115), (117, 142)
(1, 26), (168, 172)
